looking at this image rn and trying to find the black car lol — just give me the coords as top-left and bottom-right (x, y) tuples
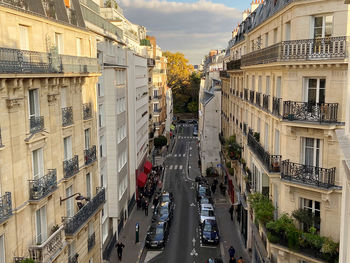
(201, 219), (220, 245)
(145, 221), (169, 249)
(152, 202), (173, 223)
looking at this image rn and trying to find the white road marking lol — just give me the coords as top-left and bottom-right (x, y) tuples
(190, 147), (192, 150)
(190, 203), (196, 207)
(174, 165), (178, 169)
(183, 154), (186, 157)
(189, 165), (191, 169)
(190, 154), (192, 156)
(179, 165), (183, 169)
(174, 154), (177, 157)
(169, 165), (173, 170)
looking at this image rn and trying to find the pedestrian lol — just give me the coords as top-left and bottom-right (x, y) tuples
(213, 178), (218, 186)
(229, 256), (237, 263)
(237, 256), (244, 263)
(136, 198), (141, 210)
(153, 195), (159, 210)
(229, 205), (234, 221)
(145, 200), (149, 216)
(141, 197), (146, 211)
(228, 246), (236, 258)
(211, 183), (216, 194)
(115, 241), (125, 261)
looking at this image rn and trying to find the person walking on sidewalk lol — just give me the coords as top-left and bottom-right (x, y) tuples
(145, 200), (149, 216)
(237, 256), (244, 263)
(228, 246), (236, 258)
(115, 241), (125, 261)
(229, 205), (234, 221)
(229, 256), (237, 263)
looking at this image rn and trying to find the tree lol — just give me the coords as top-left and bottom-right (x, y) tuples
(187, 101), (198, 113)
(154, 135), (167, 149)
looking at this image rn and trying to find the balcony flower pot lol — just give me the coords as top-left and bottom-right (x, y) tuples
(272, 162), (280, 172)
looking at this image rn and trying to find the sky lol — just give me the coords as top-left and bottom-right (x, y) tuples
(118, 0), (253, 65)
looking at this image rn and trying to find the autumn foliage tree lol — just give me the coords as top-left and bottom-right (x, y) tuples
(163, 51), (200, 114)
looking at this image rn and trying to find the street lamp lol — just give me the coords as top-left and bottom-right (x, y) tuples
(59, 193), (89, 205)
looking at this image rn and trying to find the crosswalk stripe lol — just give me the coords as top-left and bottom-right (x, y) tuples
(169, 165), (173, 170)
(174, 154), (177, 157)
(174, 165), (178, 169)
(183, 154), (186, 157)
(179, 165), (183, 169)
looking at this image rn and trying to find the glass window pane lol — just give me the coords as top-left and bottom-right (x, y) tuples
(314, 28), (323, 38)
(314, 17), (323, 27)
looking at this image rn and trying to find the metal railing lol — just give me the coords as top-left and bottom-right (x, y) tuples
(147, 58), (155, 67)
(83, 103), (92, 120)
(0, 47), (99, 74)
(247, 132), (282, 172)
(262, 94), (269, 111)
(250, 90), (255, 104)
(244, 89), (249, 101)
(220, 70), (229, 78)
(88, 233), (96, 251)
(226, 59), (241, 70)
(62, 107), (73, 127)
(283, 101), (338, 123)
(242, 36), (347, 67)
(84, 145), (97, 165)
(64, 188), (105, 235)
(256, 92), (261, 107)
(29, 169), (57, 201)
(63, 155), (79, 179)
(272, 97), (282, 117)
(281, 160), (336, 189)
(30, 116), (44, 134)
(0, 192), (12, 223)
(28, 225), (64, 263)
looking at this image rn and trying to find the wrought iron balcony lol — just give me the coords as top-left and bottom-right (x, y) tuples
(226, 59), (241, 70)
(244, 89), (249, 101)
(30, 116), (44, 134)
(281, 160), (336, 189)
(62, 107), (73, 127)
(29, 169), (57, 201)
(147, 58), (155, 67)
(83, 103), (92, 120)
(243, 123), (247, 135)
(247, 132), (282, 172)
(63, 155), (79, 179)
(255, 92), (261, 107)
(28, 225), (64, 263)
(64, 187), (105, 236)
(241, 36), (346, 67)
(0, 47), (99, 74)
(272, 97), (282, 117)
(0, 192), (12, 224)
(283, 101), (338, 123)
(220, 70), (229, 78)
(68, 253), (79, 263)
(88, 233), (96, 251)
(249, 90), (255, 104)
(262, 94), (269, 111)
(84, 145), (96, 165)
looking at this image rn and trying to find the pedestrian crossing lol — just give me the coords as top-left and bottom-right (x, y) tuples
(177, 136), (197, 139)
(168, 164), (185, 170)
(166, 153), (187, 157)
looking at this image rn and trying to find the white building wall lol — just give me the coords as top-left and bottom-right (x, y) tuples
(166, 88), (173, 133)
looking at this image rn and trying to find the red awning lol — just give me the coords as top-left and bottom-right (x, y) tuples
(144, 161), (152, 174)
(137, 172), (148, 188)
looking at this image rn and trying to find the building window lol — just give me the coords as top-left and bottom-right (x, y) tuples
(258, 76), (262, 92)
(0, 234), (5, 263)
(303, 78), (325, 105)
(86, 173), (92, 199)
(274, 129), (280, 155)
(264, 122), (269, 150)
(252, 75), (255, 91)
(35, 205), (47, 244)
(100, 135), (104, 158)
(273, 28), (278, 43)
(313, 16), (332, 38)
(266, 76), (270, 95)
(302, 138), (321, 167)
(265, 32), (269, 47)
(300, 198), (321, 232)
(276, 76), (282, 98)
(29, 89), (40, 120)
(102, 219), (108, 243)
(251, 162), (261, 192)
(285, 22), (291, 41)
(19, 25), (29, 50)
(66, 186), (74, 217)
(63, 136), (72, 161)
(32, 148), (44, 180)
(76, 38), (82, 56)
(55, 33), (63, 54)
(99, 104), (104, 127)
(85, 128), (90, 150)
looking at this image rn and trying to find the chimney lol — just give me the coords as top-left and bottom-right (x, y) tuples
(242, 8), (250, 21)
(232, 27), (238, 38)
(251, 0), (260, 12)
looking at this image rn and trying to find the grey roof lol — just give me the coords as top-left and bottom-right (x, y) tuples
(201, 90), (214, 105)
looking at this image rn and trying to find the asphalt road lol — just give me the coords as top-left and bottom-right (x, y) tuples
(146, 123), (221, 263)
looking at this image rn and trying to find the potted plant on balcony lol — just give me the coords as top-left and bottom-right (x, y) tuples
(253, 132), (260, 142)
(271, 161), (280, 172)
(51, 224), (60, 234)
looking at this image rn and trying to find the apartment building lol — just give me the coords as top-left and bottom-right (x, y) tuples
(221, 0), (348, 262)
(78, 0), (131, 258)
(0, 1), (103, 262)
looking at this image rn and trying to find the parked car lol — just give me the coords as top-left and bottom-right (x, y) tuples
(193, 126), (198, 136)
(197, 185), (211, 202)
(200, 196), (213, 206)
(159, 191), (174, 204)
(201, 219), (220, 245)
(145, 221), (169, 249)
(200, 204), (215, 224)
(152, 202), (173, 223)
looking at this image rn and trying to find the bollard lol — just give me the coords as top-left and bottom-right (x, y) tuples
(135, 223), (139, 243)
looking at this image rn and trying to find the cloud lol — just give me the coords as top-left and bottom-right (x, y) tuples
(119, 0), (242, 64)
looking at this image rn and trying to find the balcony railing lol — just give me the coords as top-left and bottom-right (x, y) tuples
(0, 47), (99, 74)
(0, 192), (12, 224)
(28, 225), (64, 263)
(64, 187), (105, 235)
(272, 97), (282, 117)
(147, 58), (155, 67)
(88, 233), (96, 251)
(83, 103), (92, 120)
(247, 132), (282, 172)
(29, 169), (57, 201)
(243, 123), (247, 135)
(244, 89), (249, 101)
(220, 70), (229, 78)
(281, 160), (336, 189)
(283, 101), (338, 123)
(68, 253), (79, 263)
(63, 155), (79, 179)
(262, 94), (269, 111)
(84, 145), (97, 166)
(62, 107), (73, 127)
(226, 59), (241, 70)
(241, 36), (346, 67)
(30, 116), (44, 134)
(256, 92), (261, 107)
(249, 90), (255, 104)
